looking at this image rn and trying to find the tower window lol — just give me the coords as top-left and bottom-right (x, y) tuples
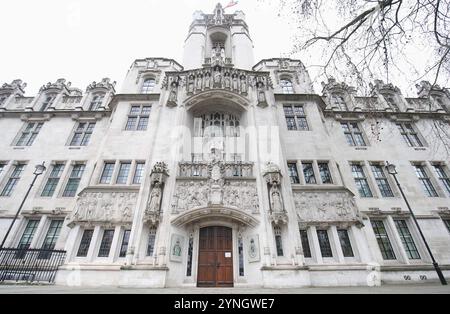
(280, 79), (294, 94)
(141, 78), (156, 94)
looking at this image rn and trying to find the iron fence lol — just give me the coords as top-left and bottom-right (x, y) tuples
(0, 248), (66, 283)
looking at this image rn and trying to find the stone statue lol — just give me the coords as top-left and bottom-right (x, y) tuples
(204, 73), (211, 89)
(173, 240), (182, 256)
(232, 74), (239, 91)
(240, 75), (248, 93)
(196, 75), (203, 90)
(188, 75), (195, 93)
(169, 83), (178, 102)
(148, 183), (162, 213)
(214, 69), (222, 87)
(257, 82), (266, 103)
(224, 73), (231, 89)
(270, 183), (283, 213)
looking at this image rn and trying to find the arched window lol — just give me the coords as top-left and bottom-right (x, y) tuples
(141, 78), (156, 94)
(198, 112), (240, 138)
(40, 94), (56, 111)
(89, 93), (105, 111)
(332, 94), (348, 111)
(280, 79), (294, 94)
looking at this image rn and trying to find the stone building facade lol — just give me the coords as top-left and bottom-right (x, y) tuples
(0, 4), (449, 287)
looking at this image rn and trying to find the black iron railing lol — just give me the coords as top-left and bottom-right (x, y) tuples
(0, 248), (66, 283)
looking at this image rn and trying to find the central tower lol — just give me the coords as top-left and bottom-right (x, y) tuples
(183, 3), (255, 70)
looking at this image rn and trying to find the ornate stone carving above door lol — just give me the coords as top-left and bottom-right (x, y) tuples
(69, 189), (137, 227)
(293, 190), (363, 226)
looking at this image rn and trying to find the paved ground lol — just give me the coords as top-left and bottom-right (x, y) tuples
(0, 284), (449, 294)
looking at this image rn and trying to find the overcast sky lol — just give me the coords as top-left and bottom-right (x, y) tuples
(0, 0), (441, 97)
(0, 0), (295, 96)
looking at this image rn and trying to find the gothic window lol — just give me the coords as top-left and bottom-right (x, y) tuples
(76, 229), (94, 257)
(17, 220), (40, 251)
(98, 229), (115, 257)
(199, 112), (240, 138)
(70, 122), (96, 146)
(132, 162), (145, 184)
(351, 164), (373, 197)
(317, 229), (333, 258)
(370, 164), (394, 197)
(414, 165), (438, 197)
(332, 94), (348, 111)
(371, 220), (396, 260)
(100, 162), (115, 184)
(116, 162), (131, 184)
(274, 226), (284, 256)
(89, 93), (105, 110)
(341, 122), (366, 146)
(337, 229), (354, 257)
(283, 105), (309, 131)
(280, 79), (294, 94)
(40, 94), (56, 111)
(146, 228), (157, 256)
(433, 164), (450, 195)
(62, 163), (85, 197)
(141, 78), (156, 94)
(119, 230), (131, 258)
(300, 230), (312, 258)
(125, 105), (151, 131)
(287, 163), (300, 184)
(15, 122), (44, 146)
(318, 162), (333, 184)
(302, 162), (316, 184)
(1, 163), (26, 197)
(394, 220), (421, 260)
(384, 95), (399, 111)
(39, 220), (63, 259)
(396, 123), (423, 147)
(41, 163), (65, 197)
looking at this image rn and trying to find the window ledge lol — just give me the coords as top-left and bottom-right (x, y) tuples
(354, 147), (368, 150)
(414, 147), (427, 151)
(68, 147), (82, 150)
(13, 147), (26, 150)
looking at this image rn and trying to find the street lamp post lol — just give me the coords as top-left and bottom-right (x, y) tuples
(385, 162), (447, 286)
(0, 162), (46, 250)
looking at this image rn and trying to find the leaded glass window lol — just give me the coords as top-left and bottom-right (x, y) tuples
(414, 165), (438, 197)
(287, 163), (300, 184)
(274, 227), (284, 257)
(100, 162), (115, 184)
(238, 236), (244, 276)
(280, 79), (294, 94)
(283, 105), (309, 131)
(300, 230), (311, 258)
(434, 165), (450, 195)
(98, 230), (115, 257)
(1, 164), (25, 197)
(70, 122), (96, 146)
(125, 105), (151, 131)
(303, 163), (316, 184)
(338, 229), (354, 257)
(186, 235), (194, 277)
(62, 164), (85, 197)
(146, 228), (157, 256)
(39, 220), (63, 259)
(17, 220), (40, 250)
(351, 164), (373, 197)
(88, 93), (105, 111)
(397, 123), (423, 147)
(317, 230), (333, 258)
(371, 220), (396, 260)
(119, 230), (131, 258)
(318, 162), (333, 184)
(371, 164), (394, 197)
(394, 220), (421, 260)
(341, 122), (366, 146)
(141, 78), (156, 94)
(133, 162), (145, 184)
(76, 229), (94, 257)
(15, 122), (43, 146)
(116, 162), (131, 184)
(41, 163), (65, 197)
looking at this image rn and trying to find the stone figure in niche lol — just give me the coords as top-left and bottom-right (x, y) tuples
(257, 82), (266, 103)
(232, 74), (239, 91)
(220, 48), (225, 60)
(240, 75), (248, 94)
(213, 68), (222, 87)
(196, 75), (203, 91)
(249, 238), (257, 259)
(169, 82), (178, 102)
(148, 182), (162, 213)
(270, 183), (283, 213)
(188, 75), (195, 93)
(204, 73), (211, 89)
(224, 73), (231, 89)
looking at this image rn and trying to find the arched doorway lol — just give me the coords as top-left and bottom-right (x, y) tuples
(197, 226), (233, 287)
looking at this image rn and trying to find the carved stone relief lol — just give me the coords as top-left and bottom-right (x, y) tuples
(70, 191), (137, 225)
(293, 191), (362, 225)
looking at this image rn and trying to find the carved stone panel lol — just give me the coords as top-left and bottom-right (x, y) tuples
(70, 191), (137, 226)
(171, 180), (259, 215)
(293, 191), (362, 226)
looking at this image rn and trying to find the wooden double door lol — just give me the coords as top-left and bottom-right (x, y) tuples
(197, 226), (234, 287)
